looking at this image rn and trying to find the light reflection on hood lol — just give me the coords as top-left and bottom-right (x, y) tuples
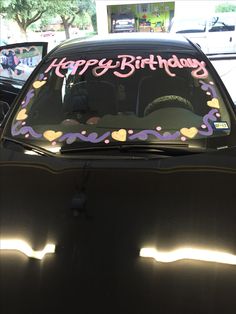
(140, 247), (236, 265)
(0, 239), (56, 260)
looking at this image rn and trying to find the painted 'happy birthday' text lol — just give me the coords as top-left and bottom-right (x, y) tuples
(45, 54), (208, 79)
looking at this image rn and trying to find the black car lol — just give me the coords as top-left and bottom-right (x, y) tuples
(1, 33), (236, 314)
(111, 13), (136, 33)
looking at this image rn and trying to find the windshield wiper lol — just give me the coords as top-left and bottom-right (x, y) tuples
(2, 137), (49, 156)
(60, 143), (211, 156)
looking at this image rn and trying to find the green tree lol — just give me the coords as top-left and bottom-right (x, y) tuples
(50, 0), (96, 39)
(91, 14), (97, 33)
(1, 0), (96, 40)
(215, 2), (236, 12)
(1, 0), (51, 38)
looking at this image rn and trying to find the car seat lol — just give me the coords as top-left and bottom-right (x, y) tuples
(64, 80), (118, 123)
(136, 75), (192, 117)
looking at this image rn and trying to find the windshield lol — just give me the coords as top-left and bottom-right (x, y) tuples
(170, 18), (207, 33)
(6, 48), (232, 154)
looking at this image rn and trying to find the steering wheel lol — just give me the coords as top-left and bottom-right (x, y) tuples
(144, 95), (194, 116)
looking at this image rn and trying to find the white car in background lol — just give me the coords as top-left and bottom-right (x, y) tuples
(169, 13), (236, 54)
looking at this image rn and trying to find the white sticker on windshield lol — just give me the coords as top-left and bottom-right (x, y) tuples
(213, 121), (229, 130)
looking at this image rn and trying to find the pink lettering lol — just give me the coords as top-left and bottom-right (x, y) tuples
(43, 55), (208, 80)
(180, 58), (190, 67)
(61, 61), (75, 69)
(44, 58), (67, 77)
(92, 58), (120, 76)
(157, 55), (176, 77)
(186, 58), (199, 68)
(70, 60), (86, 75)
(168, 55), (183, 68)
(191, 61), (208, 79)
(79, 59), (99, 75)
(135, 56), (142, 69)
(113, 55), (136, 78)
(140, 54), (157, 70)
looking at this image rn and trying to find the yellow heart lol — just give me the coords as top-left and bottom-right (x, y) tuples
(180, 127), (198, 138)
(207, 98), (219, 109)
(43, 130), (63, 142)
(111, 129), (127, 142)
(33, 80), (46, 89)
(16, 109), (28, 121)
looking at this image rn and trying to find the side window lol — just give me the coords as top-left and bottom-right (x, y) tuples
(174, 19), (206, 33)
(208, 17), (235, 32)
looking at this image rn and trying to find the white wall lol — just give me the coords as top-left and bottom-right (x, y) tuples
(96, 1), (109, 35)
(174, 1), (216, 18)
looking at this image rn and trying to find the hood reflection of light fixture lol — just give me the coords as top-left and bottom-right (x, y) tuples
(140, 247), (236, 265)
(41, 145), (61, 154)
(0, 239), (56, 260)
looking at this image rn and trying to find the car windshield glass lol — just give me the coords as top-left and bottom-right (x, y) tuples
(7, 49), (232, 154)
(170, 18), (207, 33)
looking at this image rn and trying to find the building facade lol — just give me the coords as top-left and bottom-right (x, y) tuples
(95, 0), (218, 35)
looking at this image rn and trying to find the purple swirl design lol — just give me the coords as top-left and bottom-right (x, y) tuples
(21, 89), (34, 108)
(11, 121), (42, 138)
(10, 108), (220, 143)
(200, 80), (217, 98)
(10, 75), (222, 147)
(198, 109), (218, 136)
(129, 130), (180, 141)
(38, 73), (44, 80)
(59, 131), (111, 144)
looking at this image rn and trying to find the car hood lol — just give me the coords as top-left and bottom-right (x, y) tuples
(1, 147), (236, 313)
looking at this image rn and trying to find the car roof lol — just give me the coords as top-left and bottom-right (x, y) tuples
(48, 33), (199, 58)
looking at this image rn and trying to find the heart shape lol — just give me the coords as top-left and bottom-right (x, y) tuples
(33, 80), (46, 89)
(111, 129), (127, 142)
(180, 127), (198, 138)
(16, 109), (28, 121)
(43, 130), (63, 142)
(207, 98), (219, 109)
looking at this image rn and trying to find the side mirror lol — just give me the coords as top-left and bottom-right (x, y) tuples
(0, 101), (10, 124)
